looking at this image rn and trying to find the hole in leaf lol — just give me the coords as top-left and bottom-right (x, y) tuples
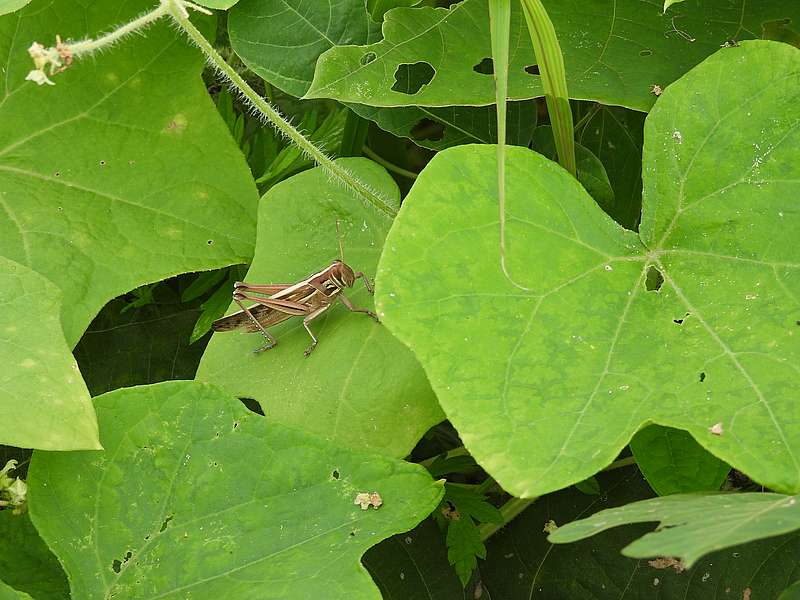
(699, 372), (706, 382)
(360, 51), (377, 66)
(110, 551), (132, 574)
(411, 118), (445, 142)
(207, 239), (214, 245)
(349, 531), (356, 537)
(54, 171), (61, 177)
(673, 313), (689, 325)
(159, 514), (174, 532)
(332, 469), (340, 479)
(99, 160), (106, 166)
(391, 62), (435, 95)
(645, 266), (664, 292)
(639, 49), (653, 56)
(524, 64), (540, 75)
(233, 420), (240, 429)
(473, 57), (494, 74)
(239, 397), (264, 415)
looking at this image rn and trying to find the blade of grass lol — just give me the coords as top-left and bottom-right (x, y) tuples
(489, 0), (531, 291)
(519, 0), (576, 176)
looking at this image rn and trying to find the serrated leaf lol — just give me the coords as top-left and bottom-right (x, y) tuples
(376, 42), (800, 497)
(28, 381), (443, 599)
(631, 425), (730, 496)
(0, 0), (257, 346)
(447, 515), (484, 587)
(482, 467), (800, 599)
(0, 256), (98, 450)
(549, 492), (800, 568)
(307, 0), (799, 111)
(0, 512), (68, 600)
(444, 485), (503, 525)
(196, 158), (443, 457)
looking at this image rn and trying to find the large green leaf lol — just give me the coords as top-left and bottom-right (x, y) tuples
(549, 492), (800, 568)
(28, 381), (443, 599)
(0, 0), (257, 346)
(0, 512), (68, 600)
(482, 468), (800, 599)
(376, 42), (800, 497)
(630, 425), (730, 496)
(0, 257), (98, 450)
(227, 0), (535, 151)
(196, 158), (443, 457)
(306, 0), (799, 111)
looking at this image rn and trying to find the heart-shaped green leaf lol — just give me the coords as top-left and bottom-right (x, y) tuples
(0, 256), (98, 450)
(306, 0), (798, 111)
(0, 0), (257, 346)
(549, 492), (800, 568)
(28, 381), (443, 599)
(376, 41), (800, 496)
(196, 158), (443, 457)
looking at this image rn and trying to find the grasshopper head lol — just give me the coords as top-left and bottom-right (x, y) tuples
(330, 260), (356, 288)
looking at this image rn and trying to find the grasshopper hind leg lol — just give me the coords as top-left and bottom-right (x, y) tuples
(233, 296), (278, 353)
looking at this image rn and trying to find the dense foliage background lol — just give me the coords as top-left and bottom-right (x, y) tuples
(1, 0), (799, 598)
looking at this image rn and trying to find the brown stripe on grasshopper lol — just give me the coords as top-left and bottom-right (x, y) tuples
(211, 260), (378, 357)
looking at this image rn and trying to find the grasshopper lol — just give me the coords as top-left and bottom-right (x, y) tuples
(211, 228), (378, 357)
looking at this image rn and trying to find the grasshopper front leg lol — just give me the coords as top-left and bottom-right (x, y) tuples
(354, 271), (374, 294)
(338, 292), (379, 322)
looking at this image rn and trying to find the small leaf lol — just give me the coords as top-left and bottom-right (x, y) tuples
(574, 476), (601, 496)
(631, 425), (730, 495)
(444, 484), (503, 525)
(549, 492), (800, 568)
(446, 515), (484, 587)
(28, 381), (443, 599)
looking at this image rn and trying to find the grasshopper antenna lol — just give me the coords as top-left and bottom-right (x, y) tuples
(336, 218), (345, 262)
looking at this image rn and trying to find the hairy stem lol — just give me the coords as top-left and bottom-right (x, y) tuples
(164, 1), (398, 217)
